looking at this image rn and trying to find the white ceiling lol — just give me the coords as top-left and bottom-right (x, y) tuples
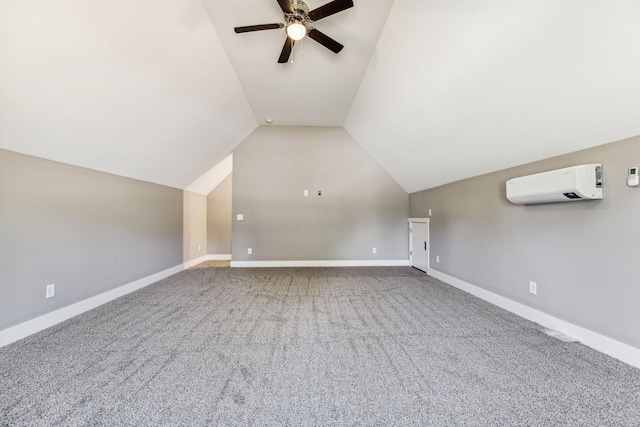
(0, 0), (256, 189)
(1, 1), (639, 193)
(202, 0), (394, 126)
(345, 0), (640, 193)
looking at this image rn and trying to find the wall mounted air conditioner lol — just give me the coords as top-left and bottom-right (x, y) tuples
(506, 164), (603, 205)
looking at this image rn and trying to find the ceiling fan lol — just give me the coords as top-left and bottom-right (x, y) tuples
(234, 0), (354, 63)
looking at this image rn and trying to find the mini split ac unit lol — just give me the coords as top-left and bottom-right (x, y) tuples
(506, 164), (603, 205)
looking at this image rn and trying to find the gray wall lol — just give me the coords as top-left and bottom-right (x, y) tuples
(232, 126), (409, 261)
(0, 149), (183, 330)
(183, 190), (207, 262)
(207, 174), (232, 255)
(409, 135), (640, 349)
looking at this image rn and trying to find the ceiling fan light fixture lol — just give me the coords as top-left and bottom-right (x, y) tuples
(286, 21), (307, 41)
(234, 0), (354, 62)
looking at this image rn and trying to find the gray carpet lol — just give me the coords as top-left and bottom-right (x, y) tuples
(2, 264), (640, 426)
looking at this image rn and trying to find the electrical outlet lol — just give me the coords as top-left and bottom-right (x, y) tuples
(429, 209), (432, 216)
(529, 281), (537, 295)
(236, 214), (244, 221)
(372, 247), (377, 254)
(436, 255), (440, 263)
(46, 284), (55, 298)
(198, 245), (201, 252)
(248, 248), (252, 255)
(304, 190), (308, 197)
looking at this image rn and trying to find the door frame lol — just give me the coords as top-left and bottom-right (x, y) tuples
(408, 218), (430, 272)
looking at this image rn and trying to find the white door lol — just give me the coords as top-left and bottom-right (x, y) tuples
(410, 220), (429, 272)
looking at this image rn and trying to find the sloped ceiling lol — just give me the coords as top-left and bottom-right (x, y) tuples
(1, 1), (639, 193)
(0, 0), (257, 189)
(346, 1), (640, 193)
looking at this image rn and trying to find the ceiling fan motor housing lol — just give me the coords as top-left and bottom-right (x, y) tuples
(290, 0), (309, 18)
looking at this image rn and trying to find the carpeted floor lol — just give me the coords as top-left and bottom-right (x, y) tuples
(1, 265), (640, 426)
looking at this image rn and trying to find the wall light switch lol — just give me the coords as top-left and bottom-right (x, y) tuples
(529, 281), (537, 295)
(237, 214), (244, 221)
(46, 284), (55, 298)
(429, 209), (432, 216)
(304, 190), (309, 197)
(436, 255), (440, 263)
(248, 248), (252, 255)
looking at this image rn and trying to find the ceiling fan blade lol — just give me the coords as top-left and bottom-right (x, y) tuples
(277, 0), (294, 14)
(234, 23), (283, 33)
(307, 29), (344, 54)
(308, 0), (354, 22)
(278, 37), (295, 63)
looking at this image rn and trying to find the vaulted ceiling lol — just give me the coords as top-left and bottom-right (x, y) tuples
(1, 1), (639, 193)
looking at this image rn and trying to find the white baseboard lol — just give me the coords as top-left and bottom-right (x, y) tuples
(427, 267), (640, 369)
(183, 255), (209, 268)
(9, 260), (635, 370)
(230, 259), (410, 268)
(1, 257), (402, 347)
(0, 261), (195, 348)
(206, 254), (232, 261)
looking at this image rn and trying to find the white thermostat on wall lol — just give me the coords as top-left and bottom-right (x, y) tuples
(628, 167), (639, 187)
